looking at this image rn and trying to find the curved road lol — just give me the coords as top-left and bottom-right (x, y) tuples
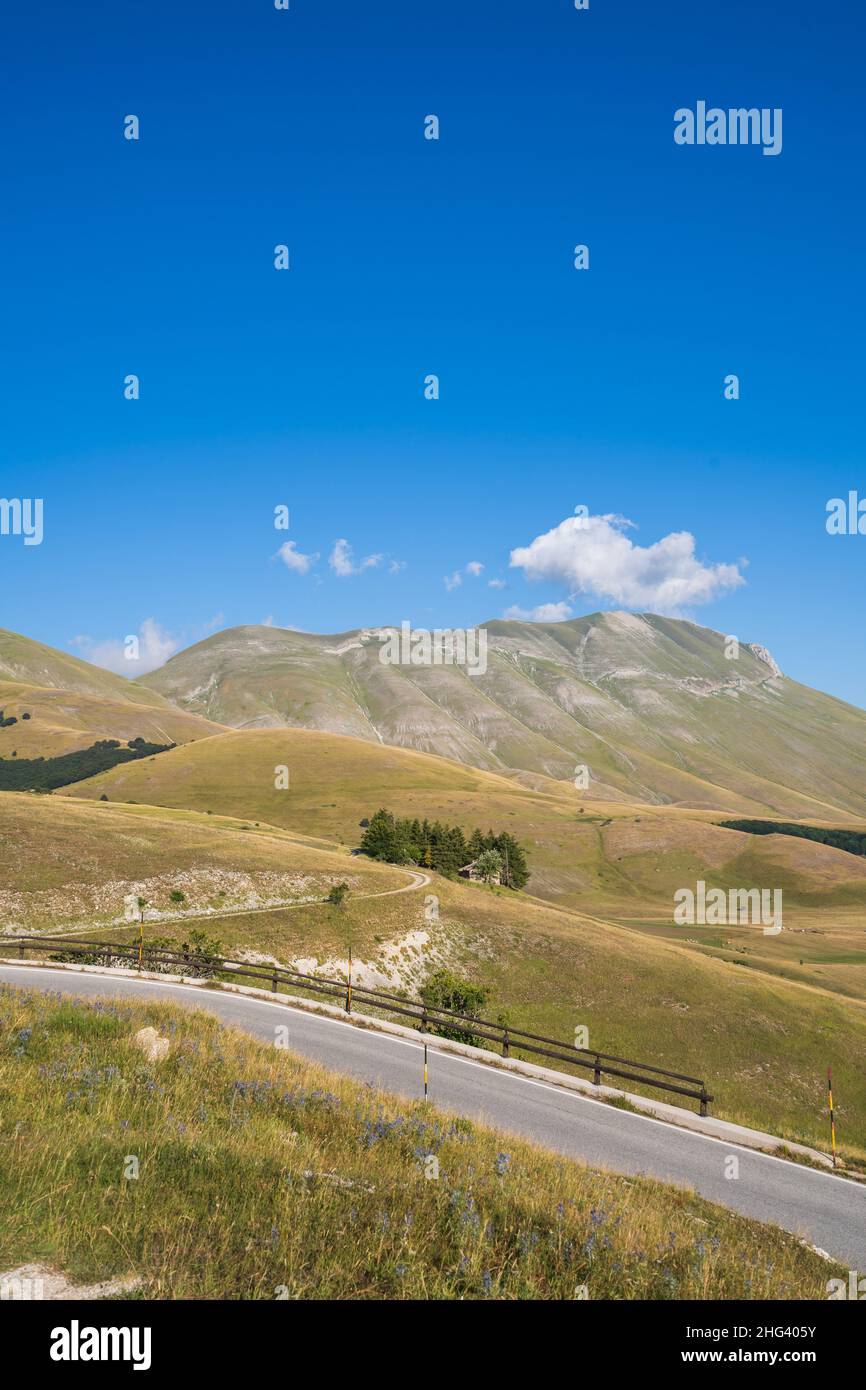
(3, 963), (864, 1270)
(42, 868), (432, 939)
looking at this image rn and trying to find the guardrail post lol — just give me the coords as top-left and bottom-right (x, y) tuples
(420, 1006), (428, 1034)
(593, 1055), (602, 1086)
(502, 1028), (510, 1059)
(700, 1089), (710, 1118)
(19, 940), (26, 960)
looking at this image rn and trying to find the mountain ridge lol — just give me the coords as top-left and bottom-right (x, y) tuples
(137, 612), (866, 818)
(6, 615), (866, 820)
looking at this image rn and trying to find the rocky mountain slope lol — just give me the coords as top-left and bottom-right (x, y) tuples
(138, 613), (866, 818)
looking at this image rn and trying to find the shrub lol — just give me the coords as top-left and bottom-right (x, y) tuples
(420, 970), (489, 1047)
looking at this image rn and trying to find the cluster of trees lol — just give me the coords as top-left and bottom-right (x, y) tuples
(0, 709), (28, 729)
(720, 818), (866, 859)
(0, 736), (175, 792)
(359, 808), (530, 888)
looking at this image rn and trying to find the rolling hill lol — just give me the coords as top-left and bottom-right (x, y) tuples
(59, 725), (866, 917)
(0, 679), (226, 757)
(139, 613), (866, 820)
(0, 629), (166, 706)
(0, 630), (226, 755)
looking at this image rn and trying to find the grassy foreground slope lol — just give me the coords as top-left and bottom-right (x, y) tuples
(0, 986), (843, 1300)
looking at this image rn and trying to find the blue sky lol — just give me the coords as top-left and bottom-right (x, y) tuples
(2, 1), (865, 704)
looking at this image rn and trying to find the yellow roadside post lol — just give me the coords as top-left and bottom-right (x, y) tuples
(828, 1066), (837, 1169)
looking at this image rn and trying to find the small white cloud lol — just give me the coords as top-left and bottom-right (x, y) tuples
(72, 618), (179, 677)
(277, 541), (318, 575)
(465, 560), (484, 577)
(261, 615), (275, 627)
(330, 539), (383, 577)
(488, 578), (506, 590)
(388, 559), (407, 575)
(509, 513), (744, 615)
(503, 602), (573, 622)
(444, 571), (462, 591)
(203, 612), (224, 633)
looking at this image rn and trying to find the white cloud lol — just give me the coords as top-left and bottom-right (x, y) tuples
(509, 513), (744, 615)
(330, 538), (383, 577)
(388, 559), (407, 575)
(488, 578), (506, 590)
(72, 618), (179, 677)
(277, 541), (318, 575)
(445, 561), (484, 589)
(503, 602), (573, 623)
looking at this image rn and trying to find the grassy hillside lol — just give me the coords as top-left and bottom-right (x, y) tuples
(9, 781), (865, 1158)
(0, 792), (400, 930)
(0, 679), (225, 758)
(61, 727), (866, 923)
(0, 985), (843, 1300)
(0, 629), (169, 708)
(140, 615), (866, 819)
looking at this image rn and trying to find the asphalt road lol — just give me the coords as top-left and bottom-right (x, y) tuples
(3, 964), (865, 1270)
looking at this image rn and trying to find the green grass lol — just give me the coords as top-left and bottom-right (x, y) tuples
(0, 985), (844, 1300)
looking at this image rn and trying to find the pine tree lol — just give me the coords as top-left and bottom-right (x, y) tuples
(494, 832), (530, 889)
(360, 808), (398, 861)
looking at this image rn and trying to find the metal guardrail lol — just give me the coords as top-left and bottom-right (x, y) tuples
(6, 935), (714, 1115)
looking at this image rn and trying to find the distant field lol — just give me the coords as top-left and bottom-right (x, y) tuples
(0, 986), (844, 1300)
